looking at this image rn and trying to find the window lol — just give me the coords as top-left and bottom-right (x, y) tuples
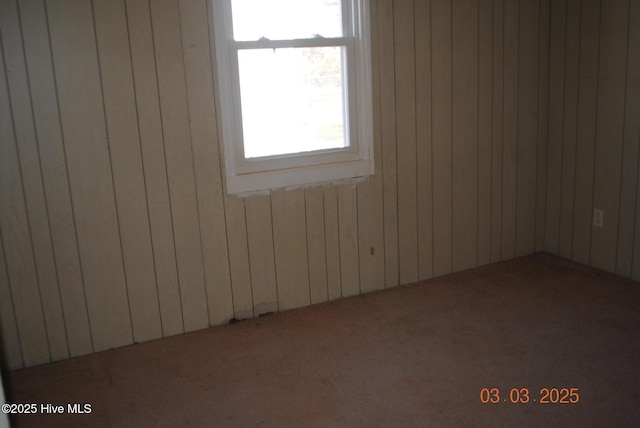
(212, 0), (373, 194)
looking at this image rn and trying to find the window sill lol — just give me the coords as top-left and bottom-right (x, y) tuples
(226, 158), (374, 195)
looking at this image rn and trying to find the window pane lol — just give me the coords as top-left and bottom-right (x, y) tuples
(238, 47), (347, 159)
(231, 0), (342, 41)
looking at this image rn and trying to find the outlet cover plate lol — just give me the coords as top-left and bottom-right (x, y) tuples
(593, 209), (604, 228)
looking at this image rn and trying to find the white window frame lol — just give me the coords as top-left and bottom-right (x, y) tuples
(211, 0), (373, 194)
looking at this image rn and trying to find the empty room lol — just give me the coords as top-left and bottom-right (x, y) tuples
(0, 0), (639, 426)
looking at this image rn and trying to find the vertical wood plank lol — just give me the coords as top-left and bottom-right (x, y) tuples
(378, 0), (399, 287)
(452, 0), (479, 271)
(338, 184), (359, 297)
(431, 0), (453, 276)
(394, 0), (418, 284)
(93, 0), (162, 344)
(179, 0), (234, 325)
(272, 190), (310, 310)
(126, 0), (183, 336)
(1, 0), (68, 361)
(617, 1), (639, 277)
(629, 3), (640, 280)
(306, 187), (329, 303)
(354, 197), (378, 294)
(0, 99), (49, 366)
(557, 0), (580, 258)
(324, 186), (342, 300)
(571, 0), (600, 265)
(501, 0), (518, 260)
(357, 0), (385, 294)
(515, 0), (539, 257)
(150, 0), (209, 331)
(535, 0), (550, 252)
(224, 195), (253, 319)
(245, 195), (278, 315)
(19, 0), (92, 358)
(1, 31), (50, 366)
(0, 234), (24, 369)
(477, 0), (493, 266)
(590, 0), (628, 272)
(415, 0), (433, 279)
(491, 0), (504, 263)
(544, 0), (566, 254)
(48, 0), (132, 352)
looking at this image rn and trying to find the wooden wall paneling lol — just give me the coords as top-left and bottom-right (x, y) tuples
(431, 0), (453, 276)
(630, 2), (640, 280)
(272, 190), (311, 310)
(223, 195), (253, 319)
(515, 0), (539, 257)
(490, 0), (504, 263)
(394, 0), (418, 284)
(377, 0), (399, 288)
(245, 195), (278, 315)
(357, 0), (385, 294)
(338, 184), (360, 297)
(19, 0), (92, 358)
(590, 0), (628, 272)
(179, 0), (234, 325)
(306, 187), (329, 303)
(415, 0), (433, 280)
(47, 0), (132, 352)
(535, 0), (550, 252)
(126, 0), (183, 336)
(557, 0), (580, 259)
(0, 53), (49, 365)
(617, 1), (639, 277)
(323, 186), (342, 300)
(93, 0), (162, 344)
(500, 0), (518, 260)
(0, 232), (24, 369)
(12, 0), (640, 367)
(452, 0), (479, 271)
(544, 0), (566, 254)
(477, 0), (493, 266)
(571, 0), (600, 265)
(354, 183), (379, 296)
(1, 0), (68, 360)
(149, 0), (209, 331)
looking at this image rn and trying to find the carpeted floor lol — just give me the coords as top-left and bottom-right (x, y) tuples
(3, 253), (640, 427)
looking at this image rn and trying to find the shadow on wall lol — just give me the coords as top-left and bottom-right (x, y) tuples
(1, 369), (9, 428)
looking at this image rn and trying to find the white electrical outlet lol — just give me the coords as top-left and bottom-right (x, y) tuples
(593, 209), (604, 228)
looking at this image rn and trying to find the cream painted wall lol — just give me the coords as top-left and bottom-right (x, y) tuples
(544, 0), (640, 279)
(0, 0), (634, 371)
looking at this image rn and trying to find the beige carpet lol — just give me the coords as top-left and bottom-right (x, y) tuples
(3, 253), (640, 427)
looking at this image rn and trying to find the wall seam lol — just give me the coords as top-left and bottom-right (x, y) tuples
(614, 0), (632, 275)
(0, 17), (52, 363)
(0, 216), (25, 368)
(205, 0), (235, 322)
(90, 0), (135, 343)
(43, 0), (95, 353)
(569, 0), (583, 260)
(176, 0), (212, 326)
(123, 0), (163, 337)
(588, 0), (603, 267)
(148, 0), (186, 333)
(17, 0), (70, 358)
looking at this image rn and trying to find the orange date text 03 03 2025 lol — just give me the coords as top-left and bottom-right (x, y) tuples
(479, 387), (580, 404)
